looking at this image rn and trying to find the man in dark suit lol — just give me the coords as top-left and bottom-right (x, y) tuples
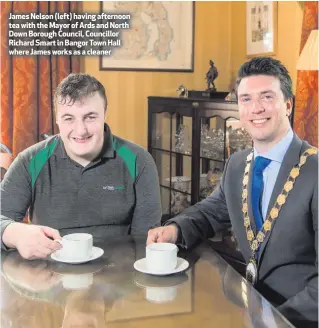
(147, 57), (318, 327)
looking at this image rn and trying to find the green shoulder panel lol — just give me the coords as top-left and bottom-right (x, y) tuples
(28, 138), (58, 188)
(112, 138), (137, 181)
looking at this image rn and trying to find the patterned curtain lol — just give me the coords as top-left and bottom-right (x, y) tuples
(1, 1), (80, 158)
(294, 1), (318, 147)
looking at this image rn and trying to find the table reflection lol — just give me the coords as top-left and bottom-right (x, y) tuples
(1, 237), (293, 328)
(134, 272), (189, 303)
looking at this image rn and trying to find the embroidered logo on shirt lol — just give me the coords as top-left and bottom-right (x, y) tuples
(103, 185), (125, 191)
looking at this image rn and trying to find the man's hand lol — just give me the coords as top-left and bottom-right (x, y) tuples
(2, 222), (62, 259)
(146, 224), (179, 245)
(3, 254), (61, 291)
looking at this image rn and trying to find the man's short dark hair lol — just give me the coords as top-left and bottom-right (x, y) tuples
(54, 73), (107, 111)
(235, 57), (293, 100)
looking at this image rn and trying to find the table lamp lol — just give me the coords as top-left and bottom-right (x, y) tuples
(296, 29), (318, 70)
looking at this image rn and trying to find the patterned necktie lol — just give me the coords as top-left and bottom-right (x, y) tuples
(251, 156), (271, 232)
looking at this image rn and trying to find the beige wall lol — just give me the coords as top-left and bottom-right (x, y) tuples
(82, 2), (231, 148)
(82, 2), (303, 148)
(230, 1), (303, 92)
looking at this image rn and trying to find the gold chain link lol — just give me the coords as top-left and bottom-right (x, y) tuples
(242, 147), (318, 253)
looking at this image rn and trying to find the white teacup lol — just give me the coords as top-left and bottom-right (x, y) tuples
(146, 243), (178, 273)
(55, 233), (93, 260)
(62, 273), (93, 290)
(146, 286), (177, 303)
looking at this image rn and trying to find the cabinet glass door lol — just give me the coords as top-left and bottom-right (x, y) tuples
(151, 112), (193, 221)
(198, 116), (252, 201)
(225, 118), (252, 159)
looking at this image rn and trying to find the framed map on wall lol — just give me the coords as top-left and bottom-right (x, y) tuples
(246, 1), (277, 57)
(99, 1), (195, 72)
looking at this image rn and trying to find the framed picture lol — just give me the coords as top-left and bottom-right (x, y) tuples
(99, 1), (195, 72)
(246, 1), (277, 57)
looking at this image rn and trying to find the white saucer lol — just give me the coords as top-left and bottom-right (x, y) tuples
(134, 257), (189, 276)
(51, 247), (104, 264)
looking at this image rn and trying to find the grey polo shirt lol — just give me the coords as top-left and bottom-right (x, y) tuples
(1, 124), (161, 249)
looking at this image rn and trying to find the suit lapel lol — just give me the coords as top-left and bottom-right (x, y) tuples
(258, 134), (303, 268)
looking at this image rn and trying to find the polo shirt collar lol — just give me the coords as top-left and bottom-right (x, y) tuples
(58, 123), (115, 159)
(59, 137), (68, 159)
(100, 123), (115, 158)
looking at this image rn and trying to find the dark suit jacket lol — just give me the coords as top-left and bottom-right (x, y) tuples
(169, 134), (318, 327)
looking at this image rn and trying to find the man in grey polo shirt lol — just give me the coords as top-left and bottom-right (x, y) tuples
(1, 73), (161, 259)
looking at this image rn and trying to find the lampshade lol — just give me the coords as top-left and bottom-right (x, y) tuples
(296, 29), (318, 70)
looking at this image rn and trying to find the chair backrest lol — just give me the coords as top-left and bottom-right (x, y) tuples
(0, 143), (30, 223)
(0, 143), (13, 182)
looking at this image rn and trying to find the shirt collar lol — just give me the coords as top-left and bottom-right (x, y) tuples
(58, 123), (115, 159)
(254, 128), (294, 163)
(100, 123), (115, 158)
